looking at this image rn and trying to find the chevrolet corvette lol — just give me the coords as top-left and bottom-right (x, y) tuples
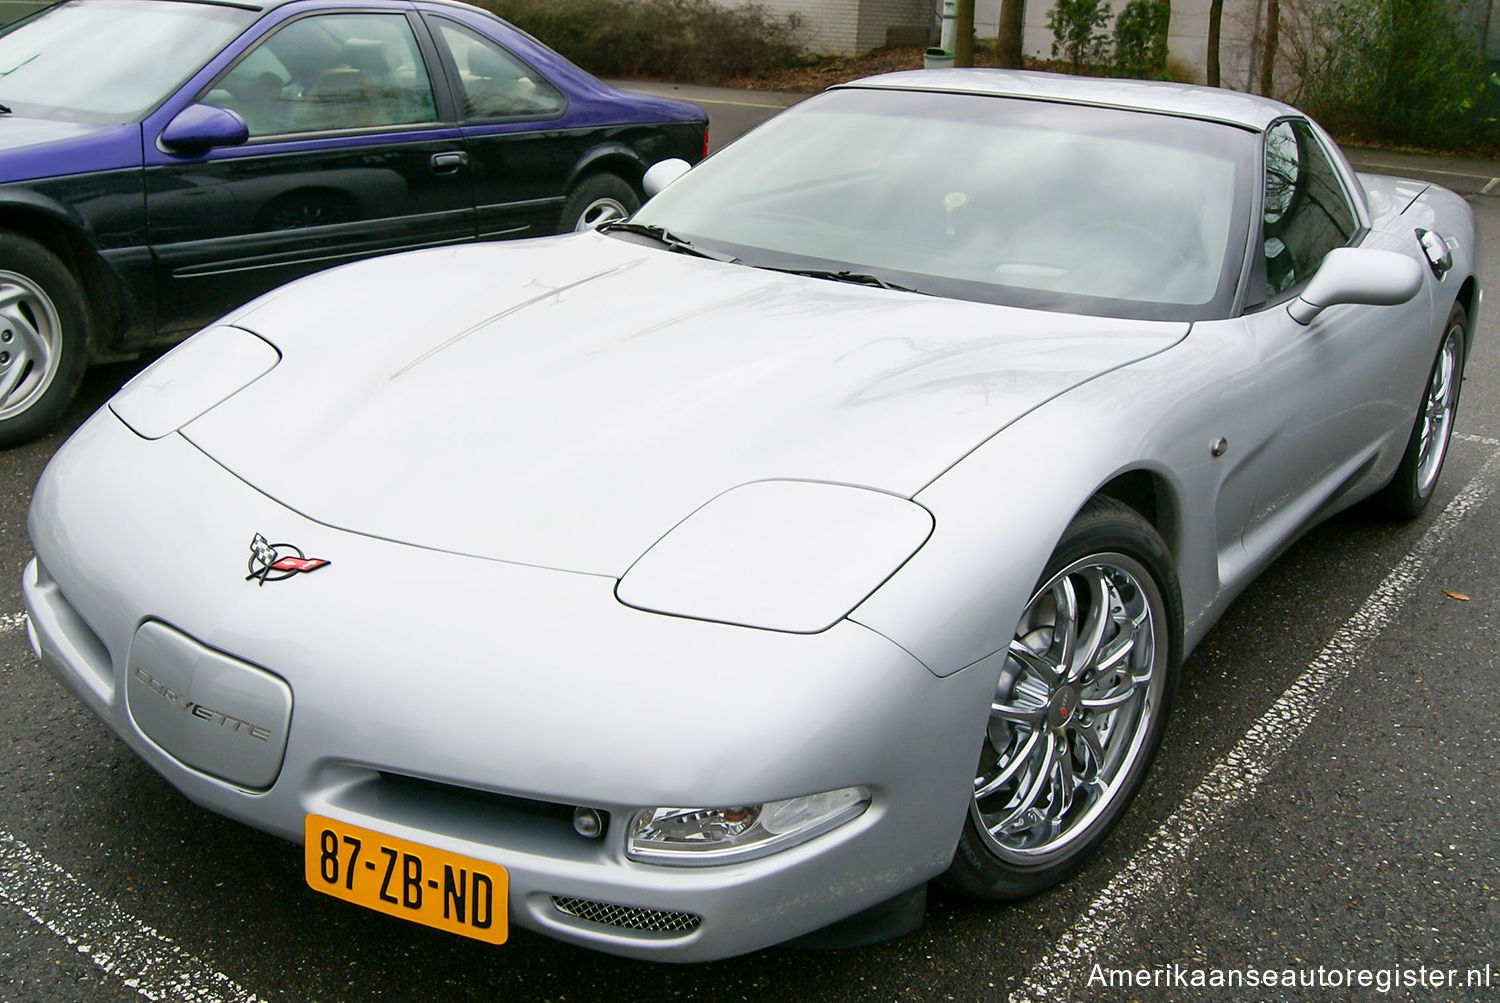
(23, 70), (1477, 961)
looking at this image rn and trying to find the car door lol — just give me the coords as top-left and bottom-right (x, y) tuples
(1237, 118), (1431, 558)
(144, 8), (475, 337)
(422, 13), (584, 239)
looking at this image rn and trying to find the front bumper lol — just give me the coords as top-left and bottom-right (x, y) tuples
(24, 410), (994, 961)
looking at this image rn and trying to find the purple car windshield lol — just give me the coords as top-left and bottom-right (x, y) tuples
(0, 0), (253, 123)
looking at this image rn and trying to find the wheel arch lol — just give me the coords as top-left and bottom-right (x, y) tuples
(1093, 468), (1182, 572)
(1453, 274), (1478, 358)
(566, 144), (646, 195)
(0, 201), (125, 355)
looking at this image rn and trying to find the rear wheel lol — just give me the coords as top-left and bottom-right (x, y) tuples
(0, 232), (89, 448)
(1371, 302), (1467, 519)
(560, 173), (639, 232)
(943, 497), (1180, 899)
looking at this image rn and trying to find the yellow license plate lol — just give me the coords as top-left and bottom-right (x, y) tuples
(304, 814), (507, 944)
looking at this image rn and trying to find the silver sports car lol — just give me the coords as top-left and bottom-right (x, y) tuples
(23, 70), (1477, 961)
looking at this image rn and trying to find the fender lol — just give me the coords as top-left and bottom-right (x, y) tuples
(0, 187), (151, 352)
(566, 142), (647, 191)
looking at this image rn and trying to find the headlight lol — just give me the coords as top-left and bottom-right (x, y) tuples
(616, 480), (933, 633)
(627, 787), (871, 866)
(110, 325), (279, 439)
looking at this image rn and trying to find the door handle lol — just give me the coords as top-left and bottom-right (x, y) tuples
(430, 151), (468, 174)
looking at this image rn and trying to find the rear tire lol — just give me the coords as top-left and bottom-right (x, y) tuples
(0, 232), (89, 448)
(1370, 302), (1466, 520)
(942, 497), (1181, 899)
(560, 173), (639, 232)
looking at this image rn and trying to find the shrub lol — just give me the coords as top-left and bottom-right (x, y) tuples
(477, 0), (806, 84)
(1281, 0), (1497, 151)
(1113, 0), (1170, 79)
(1048, 0), (1113, 73)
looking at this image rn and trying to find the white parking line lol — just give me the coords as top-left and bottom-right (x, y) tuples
(0, 829), (266, 1003)
(1457, 431), (1500, 446)
(1008, 444), (1500, 1003)
(0, 611), (25, 636)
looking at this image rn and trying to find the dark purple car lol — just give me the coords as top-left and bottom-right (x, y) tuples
(0, 0), (706, 445)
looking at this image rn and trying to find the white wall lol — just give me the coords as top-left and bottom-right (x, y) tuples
(703, 0), (931, 54)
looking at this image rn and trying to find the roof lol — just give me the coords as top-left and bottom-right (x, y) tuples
(842, 69), (1302, 132)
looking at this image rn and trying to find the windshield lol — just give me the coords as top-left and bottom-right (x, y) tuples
(631, 88), (1256, 320)
(0, 0), (253, 123)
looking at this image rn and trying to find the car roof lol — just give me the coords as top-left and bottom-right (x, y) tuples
(839, 69), (1301, 132)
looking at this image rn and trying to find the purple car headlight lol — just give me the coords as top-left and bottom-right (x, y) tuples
(626, 787), (870, 865)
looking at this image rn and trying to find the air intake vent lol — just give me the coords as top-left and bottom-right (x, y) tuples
(551, 896), (701, 935)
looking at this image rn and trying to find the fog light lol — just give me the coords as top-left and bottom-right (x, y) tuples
(572, 806), (604, 839)
(627, 787), (869, 866)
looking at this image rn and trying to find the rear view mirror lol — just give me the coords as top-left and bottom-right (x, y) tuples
(1287, 247), (1423, 325)
(643, 158), (691, 197)
(161, 104), (250, 155)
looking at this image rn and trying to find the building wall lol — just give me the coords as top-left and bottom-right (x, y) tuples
(858, 0), (936, 50)
(754, 0), (860, 53)
(701, 0), (930, 54)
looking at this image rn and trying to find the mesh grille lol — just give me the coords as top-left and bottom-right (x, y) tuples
(551, 896), (702, 934)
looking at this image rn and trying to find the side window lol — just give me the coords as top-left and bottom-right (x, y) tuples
(1262, 120), (1357, 298)
(204, 13), (437, 137)
(434, 20), (564, 119)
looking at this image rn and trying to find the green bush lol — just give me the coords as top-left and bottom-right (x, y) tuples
(1048, 0), (1113, 73)
(1286, 0), (1496, 151)
(477, 0), (806, 84)
(1113, 0), (1169, 79)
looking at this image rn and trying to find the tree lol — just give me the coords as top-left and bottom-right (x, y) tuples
(1114, 0), (1170, 78)
(955, 0), (976, 66)
(1207, 0), (1222, 85)
(1048, 0), (1113, 73)
(1259, 0), (1280, 95)
(997, 0), (1026, 67)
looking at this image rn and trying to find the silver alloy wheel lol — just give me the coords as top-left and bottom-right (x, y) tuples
(573, 196), (630, 232)
(971, 552), (1167, 865)
(0, 269), (64, 423)
(1415, 323), (1463, 496)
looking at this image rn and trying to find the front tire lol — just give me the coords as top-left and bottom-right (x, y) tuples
(1370, 303), (1467, 520)
(943, 497), (1181, 899)
(0, 232), (89, 448)
(560, 173), (639, 232)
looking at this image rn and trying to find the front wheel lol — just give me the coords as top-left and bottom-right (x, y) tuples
(560, 173), (639, 233)
(943, 497), (1181, 899)
(1370, 303), (1467, 520)
(0, 232), (89, 448)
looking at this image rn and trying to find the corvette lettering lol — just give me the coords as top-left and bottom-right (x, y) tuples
(132, 666), (272, 741)
(246, 533), (329, 585)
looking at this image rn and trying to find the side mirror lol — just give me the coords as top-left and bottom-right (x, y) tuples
(642, 158), (691, 197)
(1287, 247), (1424, 325)
(161, 104), (249, 155)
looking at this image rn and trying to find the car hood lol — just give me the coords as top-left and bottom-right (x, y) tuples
(183, 233), (1187, 576)
(0, 117), (139, 183)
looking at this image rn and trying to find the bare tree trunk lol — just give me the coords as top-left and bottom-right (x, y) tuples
(955, 0), (976, 66)
(997, 0), (1025, 67)
(1258, 0), (1279, 95)
(1207, 0), (1223, 85)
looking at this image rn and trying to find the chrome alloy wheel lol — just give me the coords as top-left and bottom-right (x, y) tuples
(573, 196), (630, 232)
(1415, 323), (1463, 496)
(971, 553), (1168, 865)
(0, 269), (64, 423)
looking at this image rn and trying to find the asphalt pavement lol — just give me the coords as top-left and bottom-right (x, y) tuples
(1, 87), (1497, 1002)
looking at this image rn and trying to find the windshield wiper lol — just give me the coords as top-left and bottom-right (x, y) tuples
(761, 266), (924, 294)
(597, 221), (738, 262)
